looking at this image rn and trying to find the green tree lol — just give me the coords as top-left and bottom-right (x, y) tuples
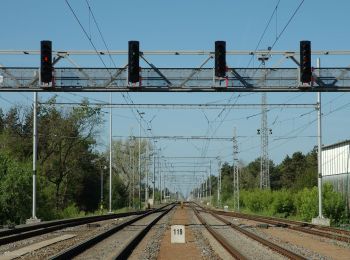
(240, 158), (260, 190)
(0, 153), (32, 224)
(38, 98), (103, 211)
(110, 137), (151, 209)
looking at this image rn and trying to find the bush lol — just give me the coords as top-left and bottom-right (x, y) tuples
(271, 189), (295, 217)
(295, 187), (318, 221)
(59, 203), (85, 219)
(241, 189), (273, 213)
(323, 183), (346, 224)
(223, 181), (347, 225)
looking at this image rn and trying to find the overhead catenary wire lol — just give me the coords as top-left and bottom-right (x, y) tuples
(249, 0), (306, 78)
(246, 0), (282, 68)
(65, 0), (112, 76)
(65, 0), (158, 148)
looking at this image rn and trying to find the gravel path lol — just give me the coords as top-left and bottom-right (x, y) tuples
(199, 212), (287, 260)
(0, 216), (133, 260)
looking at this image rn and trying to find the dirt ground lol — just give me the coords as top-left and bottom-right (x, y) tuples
(157, 206), (204, 260)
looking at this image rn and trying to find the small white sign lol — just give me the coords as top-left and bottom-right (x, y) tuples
(171, 225), (185, 243)
(0, 75), (3, 84)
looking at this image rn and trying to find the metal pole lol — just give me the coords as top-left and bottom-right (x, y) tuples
(209, 160), (212, 205)
(205, 173), (208, 201)
(233, 128), (240, 211)
(163, 172), (166, 202)
(160, 159), (162, 203)
(32, 92), (38, 220)
(138, 114), (142, 210)
(128, 146), (131, 208)
(101, 168), (103, 204)
(145, 146), (149, 205)
(217, 161), (222, 207)
(153, 150), (156, 204)
(217, 177), (220, 205)
(317, 58), (323, 218)
(158, 150), (160, 203)
(202, 179), (204, 200)
(109, 93), (112, 213)
(132, 144), (135, 208)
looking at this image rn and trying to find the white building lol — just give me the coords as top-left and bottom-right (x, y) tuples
(322, 140), (350, 211)
(322, 140), (350, 177)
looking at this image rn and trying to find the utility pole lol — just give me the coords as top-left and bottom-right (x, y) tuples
(259, 54), (270, 189)
(317, 58), (324, 218)
(312, 58), (330, 226)
(132, 140), (135, 208)
(128, 144), (132, 208)
(109, 93), (113, 213)
(317, 87), (323, 217)
(152, 148), (156, 204)
(205, 173), (208, 201)
(138, 112), (144, 210)
(164, 171), (166, 201)
(159, 158), (162, 204)
(145, 144), (149, 206)
(100, 165), (104, 207)
(163, 171), (166, 202)
(28, 92), (40, 223)
(158, 149), (161, 204)
(233, 128), (240, 211)
(209, 160), (212, 205)
(217, 160), (222, 207)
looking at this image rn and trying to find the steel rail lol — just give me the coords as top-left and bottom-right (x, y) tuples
(206, 210), (307, 260)
(0, 210), (150, 246)
(213, 210), (350, 243)
(192, 206), (247, 260)
(49, 204), (174, 260)
(114, 204), (175, 259)
(242, 214), (350, 237)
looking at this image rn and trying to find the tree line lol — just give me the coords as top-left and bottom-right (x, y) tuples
(0, 97), (152, 224)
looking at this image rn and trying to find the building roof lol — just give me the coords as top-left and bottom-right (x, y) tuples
(322, 140), (350, 151)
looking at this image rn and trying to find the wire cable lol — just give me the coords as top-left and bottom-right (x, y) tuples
(246, 0), (281, 68)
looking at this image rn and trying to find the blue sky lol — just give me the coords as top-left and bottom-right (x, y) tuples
(1, 0), (350, 194)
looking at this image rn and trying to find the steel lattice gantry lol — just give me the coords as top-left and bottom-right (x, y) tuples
(1, 67), (350, 92)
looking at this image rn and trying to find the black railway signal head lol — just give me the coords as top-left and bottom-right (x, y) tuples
(300, 40), (312, 83)
(215, 41), (226, 78)
(128, 41), (140, 84)
(40, 40), (52, 84)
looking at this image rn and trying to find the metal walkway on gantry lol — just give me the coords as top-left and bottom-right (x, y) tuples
(1, 49), (350, 92)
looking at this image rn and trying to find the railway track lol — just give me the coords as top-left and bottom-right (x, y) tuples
(191, 204), (307, 260)
(211, 208), (350, 243)
(49, 203), (175, 260)
(0, 209), (151, 246)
